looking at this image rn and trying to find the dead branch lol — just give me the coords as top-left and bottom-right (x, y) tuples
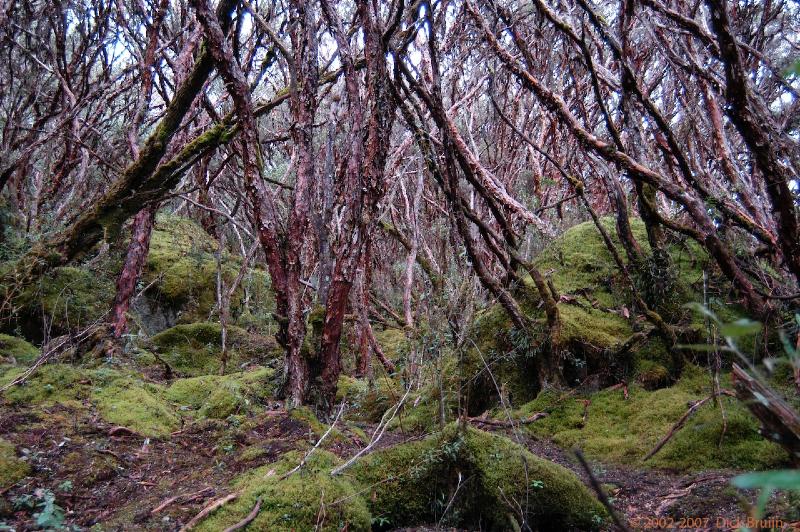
(222, 497), (262, 532)
(732, 363), (800, 465)
(644, 389), (736, 461)
(180, 491), (240, 531)
(151, 487), (213, 515)
(467, 412), (548, 428)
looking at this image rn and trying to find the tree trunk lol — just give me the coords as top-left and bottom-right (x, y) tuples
(111, 204), (157, 338)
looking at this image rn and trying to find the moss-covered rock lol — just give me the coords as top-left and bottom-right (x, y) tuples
(350, 424), (606, 530)
(144, 214), (275, 326)
(12, 266), (115, 340)
(150, 322), (276, 376)
(165, 367), (275, 419)
(93, 378), (180, 437)
(0, 438), (30, 488)
(195, 451), (371, 531)
(0, 334), (39, 364)
(461, 217), (718, 412)
(514, 365), (788, 471)
(373, 328), (409, 363)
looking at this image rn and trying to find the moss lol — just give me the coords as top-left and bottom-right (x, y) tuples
(636, 360), (671, 390)
(145, 215), (275, 325)
(150, 322), (271, 376)
(165, 367), (275, 419)
(349, 424), (606, 530)
(288, 406), (342, 441)
(195, 451), (371, 531)
(337, 375), (402, 422)
(0, 334), (39, 364)
(373, 328), (409, 363)
(0, 363), (87, 406)
(93, 378), (180, 437)
(14, 266), (115, 337)
(0, 438), (30, 488)
(459, 217), (719, 410)
(514, 366), (788, 471)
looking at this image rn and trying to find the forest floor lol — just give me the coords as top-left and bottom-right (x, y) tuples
(1, 390), (797, 531)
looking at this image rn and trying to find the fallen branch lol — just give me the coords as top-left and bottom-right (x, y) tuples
(281, 402), (346, 480)
(578, 399), (590, 428)
(574, 449), (632, 532)
(467, 412), (548, 428)
(180, 492), (240, 531)
(222, 496), (262, 532)
(152, 487), (213, 515)
(643, 389), (736, 461)
(330, 384), (413, 476)
(0, 323), (104, 393)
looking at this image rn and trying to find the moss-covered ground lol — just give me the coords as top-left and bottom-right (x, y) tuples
(512, 364), (788, 471)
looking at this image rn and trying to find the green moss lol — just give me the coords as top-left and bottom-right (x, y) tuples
(636, 359), (671, 390)
(349, 424), (606, 530)
(337, 375), (402, 422)
(145, 215), (275, 325)
(0, 438), (30, 488)
(93, 378), (180, 437)
(150, 322), (270, 376)
(195, 451), (371, 531)
(15, 266), (115, 335)
(165, 367), (275, 419)
(0, 363), (87, 406)
(515, 366), (788, 471)
(0, 334), (39, 364)
(373, 328), (409, 362)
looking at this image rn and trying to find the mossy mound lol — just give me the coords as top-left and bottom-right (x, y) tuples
(336, 375), (402, 422)
(93, 378), (180, 437)
(165, 367), (275, 419)
(514, 365), (788, 471)
(373, 328), (409, 362)
(0, 363), (87, 407)
(150, 322), (276, 376)
(350, 424), (606, 530)
(11, 266), (115, 340)
(195, 451), (371, 531)
(0, 438), (30, 488)
(0, 334), (39, 364)
(144, 214), (274, 326)
(462, 218), (715, 412)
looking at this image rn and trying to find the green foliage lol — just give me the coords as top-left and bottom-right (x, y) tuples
(195, 451), (371, 532)
(350, 424), (606, 530)
(0, 334), (39, 364)
(0, 438), (30, 488)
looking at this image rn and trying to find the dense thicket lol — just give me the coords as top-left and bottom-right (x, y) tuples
(0, 0), (797, 412)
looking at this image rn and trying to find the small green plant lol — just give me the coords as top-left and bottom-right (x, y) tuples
(14, 488), (69, 530)
(371, 515), (391, 527)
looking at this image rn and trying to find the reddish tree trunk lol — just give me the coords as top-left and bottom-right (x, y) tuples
(111, 204), (157, 338)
